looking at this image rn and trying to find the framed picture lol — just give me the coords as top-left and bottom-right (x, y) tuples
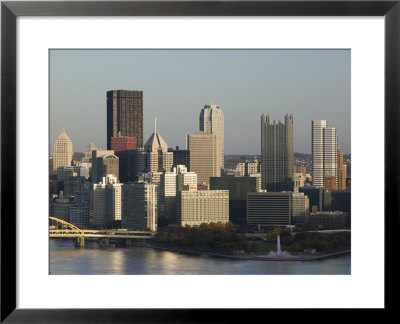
(1, 0), (398, 321)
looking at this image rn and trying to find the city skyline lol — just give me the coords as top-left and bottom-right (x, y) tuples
(50, 49), (351, 155)
(49, 49), (352, 275)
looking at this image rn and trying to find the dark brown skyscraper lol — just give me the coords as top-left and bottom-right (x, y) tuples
(107, 90), (143, 149)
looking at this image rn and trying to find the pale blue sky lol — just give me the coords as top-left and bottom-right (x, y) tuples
(50, 49), (350, 154)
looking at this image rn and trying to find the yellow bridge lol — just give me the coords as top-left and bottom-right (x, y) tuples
(49, 217), (154, 247)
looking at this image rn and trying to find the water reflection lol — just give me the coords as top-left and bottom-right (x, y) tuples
(49, 239), (350, 275)
(159, 251), (180, 274)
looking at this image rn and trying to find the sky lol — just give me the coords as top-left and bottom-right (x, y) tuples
(50, 49), (350, 155)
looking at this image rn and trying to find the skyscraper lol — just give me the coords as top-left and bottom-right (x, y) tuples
(199, 104), (224, 168)
(159, 171), (177, 223)
(111, 136), (136, 183)
(312, 120), (326, 188)
(53, 128), (73, 171)
(107, 90), (143, 149)
(90, 174), (121, 228)
(122, 182), (158, 231)
(260, 114), (294, 192)
(91, 150), (119, 184)
(69, 181), (90, 228)
(312, 120), (338, 188)
(81, 143), (98, 175)
(210, 176), (260, 225)
(187, 131), (222, 186)
(337, 148), (347, 190)
(128, 148), (147, 181)
(168, 146), (190, 170)
(143, 128), (173, 183)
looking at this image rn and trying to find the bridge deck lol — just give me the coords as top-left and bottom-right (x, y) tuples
(50, 234), (153, 239)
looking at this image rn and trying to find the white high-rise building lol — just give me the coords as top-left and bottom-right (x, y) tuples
(161, 165), (197, 196)
(199, 104), (224, 168)
(312, 120), (326, 188)
(91, 174), (121, 228)
(162, 172), (177, 197)
(176, 165), (197, 192)
(312, 120), (338, 188)
(158, 165), (197, 224)
(53, 128), (73, 171)
(236, 160), (260, 177)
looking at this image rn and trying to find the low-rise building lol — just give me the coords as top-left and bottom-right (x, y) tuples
(309, 211), (350, 229)
(247, 191), (309, 230)
(235, 160), (260, 177)
(177, 190), (229, 226)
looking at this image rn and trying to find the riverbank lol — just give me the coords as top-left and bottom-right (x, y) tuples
(128, 242), (350, 261)
(50, 239), (351, 274)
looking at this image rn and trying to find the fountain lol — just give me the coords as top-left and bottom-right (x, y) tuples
(277, 234), (281, 256)
(267, 234), (292, 258)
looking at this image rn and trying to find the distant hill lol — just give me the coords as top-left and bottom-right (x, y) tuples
(224, 152), (351, 177)
(294, 152), (312, 161)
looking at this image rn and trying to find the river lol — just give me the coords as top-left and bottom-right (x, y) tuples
(49, 239), (351, 275)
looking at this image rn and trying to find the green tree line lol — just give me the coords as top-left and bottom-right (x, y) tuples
(154, 222), (248, 253)
(265, 227), (350, 252)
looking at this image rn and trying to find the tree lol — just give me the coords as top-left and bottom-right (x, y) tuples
(265, 226), (283, 241)
(290, 242), (302, 252)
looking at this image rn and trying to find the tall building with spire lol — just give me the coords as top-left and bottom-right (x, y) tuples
(199, 104), (224, 168)
(107, 90), (143, 149)
(143, 121), (173, 183)
(53, 128), (73, 171)
(312, 120), (338, 188)
(260, 114), (294, 192)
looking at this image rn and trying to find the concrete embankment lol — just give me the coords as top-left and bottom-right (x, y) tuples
(247, 250), (351, 261)
(129, 243), (350, 261)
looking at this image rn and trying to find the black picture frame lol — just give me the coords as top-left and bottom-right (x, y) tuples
(1, 0), (398, 322)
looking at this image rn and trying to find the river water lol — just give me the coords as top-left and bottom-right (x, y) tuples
(50, 239), (351, 275)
